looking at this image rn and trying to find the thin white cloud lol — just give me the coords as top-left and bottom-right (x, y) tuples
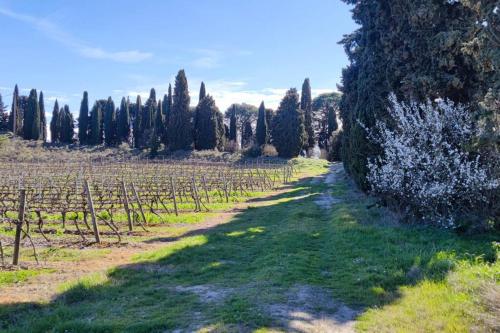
(0, 7), (152, 63)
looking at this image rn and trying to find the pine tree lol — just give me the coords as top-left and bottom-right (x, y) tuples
(39, 91), (47, 142)
(256, 101), (268, 146)
(8, 85), (24, 135)
(104, 97), (117, 146)
(199, 82), (206, 102)
(117, 97), (131, 143)
(78, 91), (89, 144)
(154, 99), (164, 143)
(23, 89), (41, 140)
(272, 88), (305, 158)
(229, 105), (237, 141)
(0, 94), (9, 131)
(168, 70), (193, 150)
(301, 78), (315, 149)
(88, 103), (103, 145)
(194, 95), (219, 150)
(133, 95), (142, 148)
(50, 100), (60, 143)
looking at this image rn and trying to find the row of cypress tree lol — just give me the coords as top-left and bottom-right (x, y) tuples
(3, 71), (332, 158)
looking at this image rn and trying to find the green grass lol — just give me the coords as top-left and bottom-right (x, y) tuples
(0, 269), (52, 288)
(0, 158), (497, 332)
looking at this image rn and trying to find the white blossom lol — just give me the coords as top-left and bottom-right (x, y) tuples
(361, 93), (498, 227)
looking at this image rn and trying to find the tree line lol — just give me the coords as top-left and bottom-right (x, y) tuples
(0, 70), (340, 158)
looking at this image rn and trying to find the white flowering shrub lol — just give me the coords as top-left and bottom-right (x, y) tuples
(362, 94), (498, 228)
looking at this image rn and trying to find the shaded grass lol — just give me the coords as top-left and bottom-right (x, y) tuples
(0, 159), (496, 332)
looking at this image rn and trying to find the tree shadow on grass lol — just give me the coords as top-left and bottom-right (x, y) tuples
(0, 175), (497, 332)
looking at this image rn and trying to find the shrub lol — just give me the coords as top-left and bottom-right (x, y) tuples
(243, 145), (261, 158)
(261, 144), (278, 157)
(328, 130), (343, 162)
(362, 94), (498, 228)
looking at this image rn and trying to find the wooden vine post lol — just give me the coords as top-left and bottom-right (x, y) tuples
(131, 182), (148, 226)
(170, 176), (179, 216)
(121, 181), (133, 232)
(84, 179), (101, 244)
(12, 189), (26, 265)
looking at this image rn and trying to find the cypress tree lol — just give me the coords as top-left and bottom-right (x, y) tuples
(161, 87), (172, 145)
(242, 121), (253, 148)
(229, 105), (237, 141)
(88, 103), (103, 145)
(133, 95), (142, 148)
(60, 105), (74, 144)
(8, 85), (22, 135)
(23, 89), (41, 140)
(272, 88), (305, 158)
(194, 95), (219, 150)
(301, 78), (315, 149)
(104, 97), (117, 146)
(199, 82), (206, 102)
(39, 91), (47, 142)
(216, 111), (225, 151)
(168, 70), (193, 150)
(0, 94), (8, 131)
(256, 101), (268, 146)
(327, 106), (338, 137)
(117, 97), (131, 143)
(78, 92), (89, 144)
(50, 100), (60, 142)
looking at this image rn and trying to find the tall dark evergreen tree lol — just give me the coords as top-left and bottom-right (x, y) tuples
(133, 95), (142, 148)
(241, 121), (253, 147)
(8, 85), (22, 135)
(117, 97), (131, 143)
(104, 97), (117, 146)
(153, 99), (164, 148)
(50, 100), (60, 143)
(161, 87), (172, 145)
(39, 91), (47, 142)
(327, 106), (338, 137)
(60, 105), (74, 144)
(0, 94), (9, 131)
(88, 103), (103, 145)
(272, 88), (305, 158)
(256, 101), (268, 146)
(23, 89), (41, 140)
(78, 92), (89, 144)
(199, 82), (206, 102)
(229, 105), (237, 141)
(168, 70), (193, 150)
(216, 111), (225, 151)
(194, 95), (219, 150)
(301, 78), (315, 149)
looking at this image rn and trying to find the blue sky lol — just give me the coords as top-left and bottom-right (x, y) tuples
(0, 0), (356, 115)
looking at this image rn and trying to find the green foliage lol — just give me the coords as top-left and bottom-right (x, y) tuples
(117, 97), (131, 143)
(59, 105), (74, 144)
(133, 95), (142, 148)
(88, 103), (103, 145)
(255, 101), (268, 146)
(39, 91), (47, 142)
(168, 70), (193, 150)
(229, 105), (237, 142)
(161, 86), (172, 145)
(194, 95), (220, 150)
(23, 89), (41, 140)
(301, 78), (315, 149)
(50, 100), (60, 143)
(327, 106), (337, 137)
(0, 94), (7, 131)
(103, 97), (117, 146)
(272, 88), (305, 158)
(199, 81), (206, 102)
(78, 92), (89, 145)
(8, 85), (22, 135)
(241, 120), (253, 148)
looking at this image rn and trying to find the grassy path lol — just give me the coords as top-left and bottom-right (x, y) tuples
(0, 159), (498, 332)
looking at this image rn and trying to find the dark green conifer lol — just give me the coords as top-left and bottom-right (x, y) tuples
(60, 105), (75, 144)
(199, 82), (206, 102)
(88, 103), (103, 145)
(242, 121), (253, 148)
(256, 101), (268, 146)
(327, 106), (338, 137)
(104, 97), (117, 146)
(133, 95), (142, 148)
(229, 105), (237, 141)
(8, 85), (22, 135)
(50, 100), (60, 142)
(272, 88), (305, 158)
(194, 95), (219, 150)
(78, 92), (89, 144)
(23, 89), (41, 140)
(301, 78), (315, 149)
(0, 94), (8, 131)
(168, 70), (193, 150)
(39, 91), (47, 142)
(117, 97), (131, 143)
